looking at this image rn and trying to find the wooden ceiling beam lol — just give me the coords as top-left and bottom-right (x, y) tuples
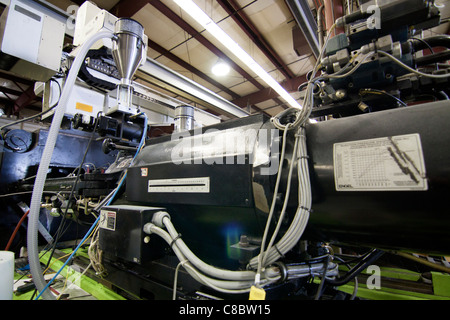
(216, 0), (296, 80)
(148, 39), (241, 100)
(232, 75), (307, 108)
(0, 70), (35, 86)
(13, 84), (37, 115)
(110, 0), (149, 18)
(109, 0), (287, 113)
(148, 0), (265, 91)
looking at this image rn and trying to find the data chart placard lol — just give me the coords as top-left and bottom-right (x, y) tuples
(333, 134), (428, 191)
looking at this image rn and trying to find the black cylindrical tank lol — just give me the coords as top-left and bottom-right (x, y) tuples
(124, 100), (450, 267)
(305, 100), (450, 254)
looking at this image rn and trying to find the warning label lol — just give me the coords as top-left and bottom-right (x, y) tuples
(99, 210), (116, 231)
(333, 134), (428, 191)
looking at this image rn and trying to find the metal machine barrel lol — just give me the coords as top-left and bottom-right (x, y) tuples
(121, 100), (450, 268)
(305, 100), (450, 255)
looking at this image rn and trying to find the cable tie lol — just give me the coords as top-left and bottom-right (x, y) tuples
(179, 259), (189, 268)
(295, 133), (307, 139)
(274, 244), (285, 259)
(300, 206), (313, 214)
(170, 233), (182, 248)
(254, 273), (261, 286)
(372, 39), (378, 54)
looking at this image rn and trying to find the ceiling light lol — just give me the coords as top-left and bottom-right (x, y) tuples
(173, 0), (302, 110)
(212, 60), (230, 76)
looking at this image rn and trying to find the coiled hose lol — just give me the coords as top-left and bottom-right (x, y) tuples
(27, 30), (113, 300)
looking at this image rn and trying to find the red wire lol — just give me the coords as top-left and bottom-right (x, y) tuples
(312, 0), (319, 9)
(5, 209), (30, 251)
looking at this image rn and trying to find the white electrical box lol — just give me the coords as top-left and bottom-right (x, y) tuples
(0, 0), (66, 81)
(73, 1), (116, 52)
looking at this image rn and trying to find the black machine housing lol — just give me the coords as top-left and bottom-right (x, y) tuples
(96, 99), (450, 300)
(120, 99), (450, 260)
(2, 0), (449, 301)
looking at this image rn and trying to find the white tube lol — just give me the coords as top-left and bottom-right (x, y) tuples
(262, 134), (299, 266)
(0, 251), (14, 300)
(155, 126), (312, 278)
(27, 30), (113, 300)
(147, 224), (266, 292)
(248, 127), (312, 269)
(255, 123), (291, 279)
(161, 217), (258, 281)
(273, 128), (311, 260)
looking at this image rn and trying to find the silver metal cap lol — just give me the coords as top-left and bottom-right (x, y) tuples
(112, 18), (146, 82)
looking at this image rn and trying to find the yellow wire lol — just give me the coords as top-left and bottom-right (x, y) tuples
(43, 253), (72, 275)
(42, 222), (100, 299)
(43, 222), (100, 275)
(57, 271), (70, 300)
(40, 166), (126, 297)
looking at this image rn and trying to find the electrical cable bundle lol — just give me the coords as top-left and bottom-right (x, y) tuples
(250, 126), (312, 270)
(142, 119), (319, 296)
(248, 24), (339, 284)
(145, 217), (279, 295)
(136, 25), (341, 298)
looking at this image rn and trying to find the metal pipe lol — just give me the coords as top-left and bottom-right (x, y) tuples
(174, 105), (195, 132)
(325, 249), (384, 286)
(285, 0), (320, 58)
(324, 0), (344, 36)
(138, 58), (249, 118)
(317, 5), (325, 49)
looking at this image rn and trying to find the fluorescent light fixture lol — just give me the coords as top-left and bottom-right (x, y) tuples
(173, 0), (303, 110)
(212, 60), (230, 76)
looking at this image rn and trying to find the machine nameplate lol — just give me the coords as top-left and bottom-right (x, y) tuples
(334, 134), (428, 191)
(148, 177), (210, 193)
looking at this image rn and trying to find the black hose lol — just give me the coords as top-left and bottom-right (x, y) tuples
(410, 35), (450, 52)
(407, 36), (450, 68)
(325, 249), (384, 287)
(314, 255), (331, 300)
(416, 50), (450, 67)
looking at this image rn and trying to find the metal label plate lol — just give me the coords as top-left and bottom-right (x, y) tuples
(334, 134), (428, 191)
(148, 177), (210, 193)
